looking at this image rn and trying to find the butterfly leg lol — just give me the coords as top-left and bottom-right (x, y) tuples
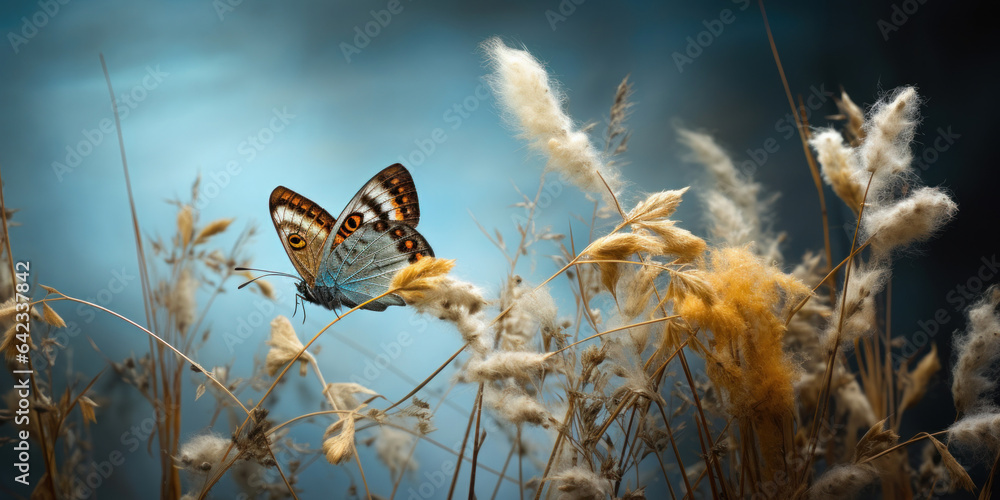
(294, 293), (309, 323)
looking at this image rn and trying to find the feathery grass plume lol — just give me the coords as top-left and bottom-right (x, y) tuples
(857, 86), (921, 200)
(177, 204), (193, 248)
(834, 90), (866, 147)
(497, 276), (558, 349)
(177, 434), (231, 474)
(583, 232), (664, 298)
(898, 344), (941, 412)
(826, 262), (889, 346)
(676, 129), (782, 263)
(41, 302), (66, 328)
(621, 261), (660, 318)
(674, 246), (810, 476)
(265, 315), (313, 377)
(169, 268), (197, 333)
(192, 217), (234, 246)
(810, 128), (865, 214)
(605, 75), (633, 157)
(834, 376), (878, 459)
(624, 188), (688, 225)
(483, 37), (622, 205)
(389, 256), (455, 302)
(323, 414), (357, 465)
(548, 465), (611, 499)
(810, 418), (898, 499)
(483, 382), (550, 426)
(808, 463), (879, 500)
(465, 351), (550, 383)
(397, 269), (490, 353)
(948, 412), (1000, 452)
(862, 186), (957, 257)
(375, 426), (418, 478)
(951, 285), (1000, 415)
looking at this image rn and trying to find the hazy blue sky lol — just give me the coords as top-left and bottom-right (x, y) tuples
(1, 0), (996, 498)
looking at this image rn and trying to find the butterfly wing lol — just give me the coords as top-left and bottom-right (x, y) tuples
(317, 220), (434, 311)
(327, 164), (422, 248)
(269, 186), (337, 286)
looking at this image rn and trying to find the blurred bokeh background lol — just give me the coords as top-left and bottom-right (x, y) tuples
(1, 0), (997, 498)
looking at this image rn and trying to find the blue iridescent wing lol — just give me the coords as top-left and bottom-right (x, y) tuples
(316, 221), (434, 310)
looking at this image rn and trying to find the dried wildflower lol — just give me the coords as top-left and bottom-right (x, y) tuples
(193, 218), (233, 246)
(863, 186), (957, 257)
(178, 434), (230, 474)
(951, 285), (1000, 415)
(323, 415), (357, 465)
(483, 37), (621, 205)
(265, 315), (313, 377)
(324, 382), (378, 411)
(375, 426), (417, 477)
(810, 128), (865, 213)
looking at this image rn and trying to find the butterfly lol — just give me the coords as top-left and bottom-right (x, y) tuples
(268, 164), (433, 312)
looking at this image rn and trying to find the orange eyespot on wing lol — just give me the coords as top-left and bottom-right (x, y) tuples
(287, 233), (306, 249)
(336, 212), (365, 241)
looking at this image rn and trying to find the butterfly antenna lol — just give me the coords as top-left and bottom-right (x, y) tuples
(234, 267), (300, 290)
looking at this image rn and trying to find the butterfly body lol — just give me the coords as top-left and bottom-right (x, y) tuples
(270, 164), (433, 312)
